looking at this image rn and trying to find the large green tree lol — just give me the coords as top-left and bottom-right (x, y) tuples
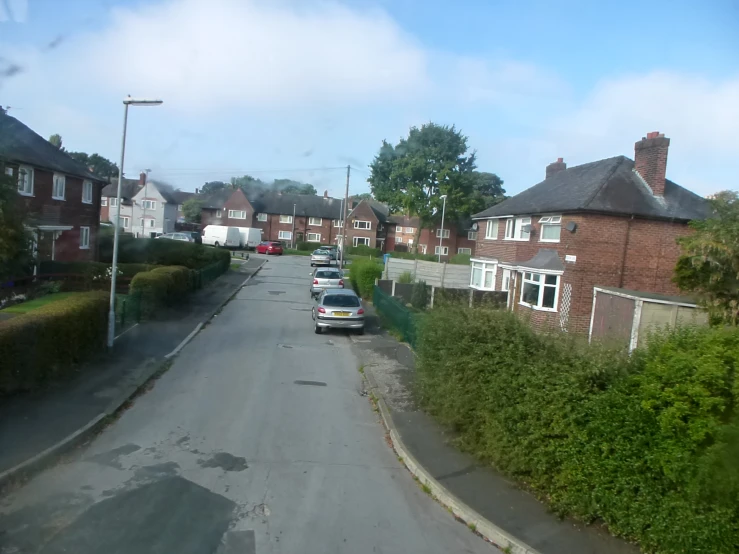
(201, 180), (229, 195)
(674, 191), (739, 325)
(274, 179), (317, 195)
(0, 162), (31, 280)
(353, 192), (374, 201)
(181, 197), (204, 223)
(48, 134), (64, 150)
(67, 152), (119, 180)
(368, 123), (478, 249)
(469, 171), (506, 212)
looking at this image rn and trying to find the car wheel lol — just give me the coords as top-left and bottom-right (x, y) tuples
(314, 321), (322, 334)
(214, 241), (220, 248)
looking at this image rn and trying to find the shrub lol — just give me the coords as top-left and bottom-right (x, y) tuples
(348, 258), (383, 299)
(99, 234), (230, 270)
(449, 253), (471, 265)
(0, 292), (108, 393)
(346, 245), (382, 257)
(39, 261), (156, 287)
(151, 266), (194, 300)
(297, 241), (322, 252)
(397, 270), (414, 284)
(416, 308), (739, 553)
(129, 270), (172, 319)
(411, 280), (429, 310)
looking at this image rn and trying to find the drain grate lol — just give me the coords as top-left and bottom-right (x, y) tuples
(294, 380), (327, 387)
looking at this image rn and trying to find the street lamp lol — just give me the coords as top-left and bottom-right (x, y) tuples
(107, 97), (163, 348)
(437, 194), (447, 263)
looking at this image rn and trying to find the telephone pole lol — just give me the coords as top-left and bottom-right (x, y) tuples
(339, 165), (350, 269)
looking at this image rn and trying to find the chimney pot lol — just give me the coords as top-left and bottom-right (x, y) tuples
(635, 131), (670, 196)
(546, 158), (567, 179)
(557, 157), (563, 163)
(139, 172), (147, 186)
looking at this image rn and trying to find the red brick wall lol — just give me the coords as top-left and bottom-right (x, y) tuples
(346, 202), (379, 248)
(222, 190), (254, 228)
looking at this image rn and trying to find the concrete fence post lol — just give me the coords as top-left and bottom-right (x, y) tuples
(469, 288), (474, 308)
(440, 262), (447, 288)
(413, 259), (418, 278)
(391, 280), (396, 297)
(430, 286), (435, 308)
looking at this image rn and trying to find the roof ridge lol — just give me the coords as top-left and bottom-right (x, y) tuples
(582, 156), (626, 210)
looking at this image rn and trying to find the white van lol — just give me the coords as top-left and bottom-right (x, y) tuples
(202, 225), (242, 248)
(236, 227), (262, 250)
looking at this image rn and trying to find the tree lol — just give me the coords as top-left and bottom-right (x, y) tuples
(354, 192), (374, 201)
(369, 123), (478, 250)
(275, 180), (317, 195)
(469, 171), (506, 212)
(674, 191), (739, 325)
(48, 134), (64, 150)
(201, 181), (229, 195)
(182, 197), (204, 224)
(67, 152), (119, 180)
(0, 161), (31, 280)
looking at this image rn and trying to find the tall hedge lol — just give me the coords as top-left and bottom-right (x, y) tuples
(0, 292), (108, 393)
(416, 306), (739, 553)
(130, 265), (195, 319)
(99, 235), (229, 269)
(348, 258), (383, 299)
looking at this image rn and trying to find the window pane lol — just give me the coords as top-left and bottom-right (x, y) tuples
(541, 224), (561, 241)
(530, 273), (541, 282)
(484, 270), (494, 289)
(545, 274), (558, 285)
(471, 267), (482, 287)
(542, 285), (556, 308)
(522, 282), (539, 305)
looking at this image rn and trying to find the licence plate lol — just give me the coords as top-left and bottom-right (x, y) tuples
(333, 311), (350, 317)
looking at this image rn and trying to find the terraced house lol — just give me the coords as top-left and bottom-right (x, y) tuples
(470, 132), (709, 334)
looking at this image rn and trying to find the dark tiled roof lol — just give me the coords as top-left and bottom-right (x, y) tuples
(0, 113), (103, 181)
(101, 178), (141, 200)
(251, 192), (344, 219)
(170, 190), (194, 204)
(517, 249), (565, 272)
(366, 200), (390, 223)
(200, 189), (234, 210)
(473, 156), (709, 222)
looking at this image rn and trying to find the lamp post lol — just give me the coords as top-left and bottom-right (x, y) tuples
(437, 194), (447, 263)
(107, 97), (163, 348)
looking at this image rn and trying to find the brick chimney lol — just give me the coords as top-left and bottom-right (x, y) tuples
(139, 172), (147, 186)
(324, 190), (328, 198)
(546, 158), (566, 179)
(634, 131), (669, 196)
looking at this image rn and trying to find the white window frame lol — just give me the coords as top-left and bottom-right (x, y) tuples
(539, 215), (562, 243)
(256, 213), (268, 222)
(470, 260), (497, 290)
(333, 219), (343, 228)
(408, 238), (414, 245)
(468, 230), (478, 240)
(436, 228), (450, 239)
(228, 210), (247, 219)
(278, 230), (292, 240)
(142, 199), (157, 210)
(140, 218), (155, 228)
(435, 245), (449, 256)
(279, 215), (293, 224)
(419, 244), (427, 254)
(308, 217), (322, 226)
(119, 216), (130, 228)
(101, 197), (108, 207)
(501, 268), (512, 292)
(353, 220), (371, 230)
(485, 220), (498, 240)
(17, 165), (33, 196)
(504, 217), (531, 241)
(307, 232), (321, 242)
(519, 271), (560, 311)
(353, 236), (370, 247)
(215, 210), (222, 218)
(82, 180), (93, 204)
(177, 204), (183, 211)
(4, 166), (12, 177)
(395, 235), (404, 243)
(79, 226), (90, 249)
(457, 247), (472, 255)
(52, 173), (66, 200)
(109, 197), (118, 208)
(405, 227), (415, 234)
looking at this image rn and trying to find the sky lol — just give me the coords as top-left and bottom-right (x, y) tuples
(1, 0), (737, 199)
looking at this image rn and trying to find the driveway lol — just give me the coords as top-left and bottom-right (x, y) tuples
(0, 254), (497, 554)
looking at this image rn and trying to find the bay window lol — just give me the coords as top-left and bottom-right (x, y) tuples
(520, 272), (559, 310)
(470, 260), (497, 290)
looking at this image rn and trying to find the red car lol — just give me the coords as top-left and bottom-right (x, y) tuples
(256, 241), (284, 255)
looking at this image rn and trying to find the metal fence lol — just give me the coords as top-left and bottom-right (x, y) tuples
(373, 285), (418, 348)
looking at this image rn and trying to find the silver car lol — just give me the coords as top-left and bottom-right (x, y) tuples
(157, 232), (194, 242)
(312, 289), (365, 334)
(310, 249), (332, 267)
(310, 268), (344, 298)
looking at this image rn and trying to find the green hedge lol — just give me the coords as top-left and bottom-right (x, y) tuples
(99, 234), (230, 270)
(0, 292), (109, 393)
(345, 245), (382, 257)
(296, 241), (322, 252)
(449, 253), (471, 265)
(348, 258), (383, 299)
(417, 307), (739, 553)
(130, 265), (196, 319)
(39, 260), (154, 280)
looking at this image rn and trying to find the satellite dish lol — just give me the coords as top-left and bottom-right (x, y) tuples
(566, 221), (577, 233)
(471, 222), (479, 231)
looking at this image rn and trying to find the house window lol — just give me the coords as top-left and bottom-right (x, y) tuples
(520, 272), (559, 311)
(52, 173), (66, 200)
(278, 230), (292, 240)
(354, 220), (371, 230)
(405, 227), (415, 234)
(434, 245), (449, 256)
(485, 220), (498, 240)
(257, 213), (268, 222)
(4, 166), (12, 176)
(419, 244), (427, 254)
(140, 218), (155, 228)
(279, 215), (293, 224)
(408, 238), (414, 245)
(333, 219), (343, 227)
(228, 210), (247, 219)
(79, 226), (90, 249)
(101, 197), (108, 206)
(82, 180), (93, 204)
(307, 232), (321, 242)
(119, 216), (130, 228)
(501, 269), (511, 292)
(470, 261), (497, 290)
(504, 217), (531, 240)
(109, 197), (118, 208)
(539, 215), (562, 242)
(309, 217), (322, 226)
(17, 166), (33, 195)
(353, 236), (370, 247)
(215, 210), (222, 218)
(436, 228), (450, 239)
(142, 200), (156, 210)
(468, 231), (478, 240)
(457, 247), (472, 255)
(395, 236), (404, 243)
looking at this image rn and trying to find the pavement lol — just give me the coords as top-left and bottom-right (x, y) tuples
(0, 257), (264, 477)
(350, 305), (642, 554)
(0, 254), (498, 554)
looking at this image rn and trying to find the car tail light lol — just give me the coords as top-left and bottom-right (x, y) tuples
(338, 280), (344, 286)
(317, 307), (326, 313)
(357, 308), (364, 315)
(313, 279), (319, 285)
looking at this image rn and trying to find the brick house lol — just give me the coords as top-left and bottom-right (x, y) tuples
(200, 188), (254, 229)
(387, 215), (477, 257)
(100, 174), (145, 223)
(470, 132), (709, 334)
(0, 113), (106, 262)
(345, 199), (390, 250)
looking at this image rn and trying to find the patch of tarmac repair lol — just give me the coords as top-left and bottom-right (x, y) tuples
(86, 444), (141, 469)
(198, 452), (249, 472)
(133, 462), (181, 481)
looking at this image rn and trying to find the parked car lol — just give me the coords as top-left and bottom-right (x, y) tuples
(202, 225), (242, 248)
(256, 241), (284, 255)
(320, 245), (339, 260)
(157, 232), (194, 242)
(310, 268), (344, 298)
(312, 289), (365, 334)
(310, 249), (332, 267)
(189, 231), (202, 244)
(236, 227), (262, 250)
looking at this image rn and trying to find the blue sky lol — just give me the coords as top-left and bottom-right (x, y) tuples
(1, 0), (737, 199)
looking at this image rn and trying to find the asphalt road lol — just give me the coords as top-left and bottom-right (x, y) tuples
(0, 254), (497, 554)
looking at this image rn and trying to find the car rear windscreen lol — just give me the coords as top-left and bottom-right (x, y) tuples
(323, 295), (360, 307)
(316, 271), (341, 278)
